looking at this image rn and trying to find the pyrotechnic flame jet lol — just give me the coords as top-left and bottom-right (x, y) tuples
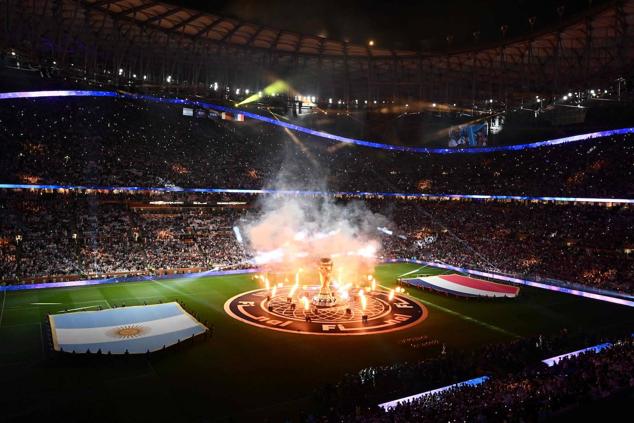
(301, 296), (310, 311)
(289, 284), (298, 298)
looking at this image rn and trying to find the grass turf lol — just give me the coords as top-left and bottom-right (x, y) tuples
(0, 263), (633, 422)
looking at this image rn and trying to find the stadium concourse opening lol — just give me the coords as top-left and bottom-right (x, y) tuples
(1, 0), (634, 421)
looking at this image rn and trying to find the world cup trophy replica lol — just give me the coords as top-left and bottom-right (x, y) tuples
(312, 257), (338, 307)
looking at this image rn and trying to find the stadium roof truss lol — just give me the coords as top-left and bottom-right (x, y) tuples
(2, 0), (634, 105)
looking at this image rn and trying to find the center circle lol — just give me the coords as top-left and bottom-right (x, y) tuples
(224, 286), (427, 336)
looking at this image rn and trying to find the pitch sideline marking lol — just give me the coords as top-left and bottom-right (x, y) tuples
(397, 266), (438, 278)
(60, 304), (102, 313)
(379, 284), (520, 338)
(7, 299), (110, 311)
(8, 295), (175, 312)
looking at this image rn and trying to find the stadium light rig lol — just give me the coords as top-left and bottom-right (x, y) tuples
(237, 80), (289, 106)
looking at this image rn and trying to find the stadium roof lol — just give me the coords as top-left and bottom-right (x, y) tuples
(3, 0), (634, 103)
(79, 0), (633, 60)
(80, 0), (401, 57)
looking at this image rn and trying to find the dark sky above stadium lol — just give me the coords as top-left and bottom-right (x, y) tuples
(174, 0), (609, 51)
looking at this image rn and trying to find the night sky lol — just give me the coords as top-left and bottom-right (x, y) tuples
(172, 0), (609, 51)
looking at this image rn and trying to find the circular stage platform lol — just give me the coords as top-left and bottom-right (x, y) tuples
(224, 286), (427, 335)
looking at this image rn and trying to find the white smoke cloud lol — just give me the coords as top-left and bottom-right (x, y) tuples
(239, 123), (389, 283)
(243, 195), (387, 281)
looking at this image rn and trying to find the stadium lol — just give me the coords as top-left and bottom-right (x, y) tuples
(1, 0), (633, 421)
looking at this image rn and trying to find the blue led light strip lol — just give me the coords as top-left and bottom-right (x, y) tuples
(0, 183), (632, 204)
(378, 376), (490, 411)
(1, 90), (633, 154)
(0, 90), (118, 99)
(541, 342), (613, 367)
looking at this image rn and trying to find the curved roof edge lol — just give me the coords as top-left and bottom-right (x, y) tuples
(82, 0), (628, 60)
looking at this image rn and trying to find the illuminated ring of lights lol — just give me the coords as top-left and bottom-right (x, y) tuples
(224, 286), (427, 335)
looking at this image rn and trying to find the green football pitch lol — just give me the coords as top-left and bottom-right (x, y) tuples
(1, 262), (633, 422)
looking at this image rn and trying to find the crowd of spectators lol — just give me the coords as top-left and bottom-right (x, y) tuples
(0, 96), (632, 197)
(0, 193), (249, 282)
(1, 193), (631, 296)
(313, 333), (634, 422)
(376, 200), (633, 293)
(0, 96), (631, 294)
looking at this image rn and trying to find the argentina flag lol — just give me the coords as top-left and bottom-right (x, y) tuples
(49, 302), (207, 354)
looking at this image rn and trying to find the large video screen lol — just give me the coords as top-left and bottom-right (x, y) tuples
(448, 123), (488, 147)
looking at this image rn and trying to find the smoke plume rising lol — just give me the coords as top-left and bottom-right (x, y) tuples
(243, 194), (387, 281)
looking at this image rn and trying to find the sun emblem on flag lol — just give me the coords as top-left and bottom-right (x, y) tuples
(107, 324), (147, 339)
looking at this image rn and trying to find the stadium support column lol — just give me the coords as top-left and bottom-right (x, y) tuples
(615, 1), (628, 89)
(366, 44), (373, 105)
(416, 52), (423, 101)
(500, 25), (508, 111)
(59, 0), (81, 68)
(1, 0), (9, 50)
(317, 37), (326, 101)
(471, 32), (479, 115)
(553, 29), (562, 99)
(525, 18), (535, 99)
(392, 52), (398, 103)
(344, 43), (351, 108)
(583, 16), (592, 94)
(445, 35), (452, 106)
(553, 5), (565, 98)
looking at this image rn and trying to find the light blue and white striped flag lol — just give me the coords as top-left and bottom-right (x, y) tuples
(49, 302), (206, 354)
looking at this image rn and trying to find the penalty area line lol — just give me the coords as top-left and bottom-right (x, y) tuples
(379, 284), (520, 339)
